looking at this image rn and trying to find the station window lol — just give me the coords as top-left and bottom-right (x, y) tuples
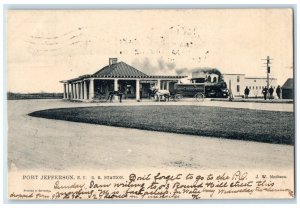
(237, 76), (240, 82)
(249, 86), (251, 89)
(237, 85), (240, 92)
(256, 86), (258, 90)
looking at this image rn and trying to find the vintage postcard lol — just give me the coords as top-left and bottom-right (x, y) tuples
(6, 9), (294, 200)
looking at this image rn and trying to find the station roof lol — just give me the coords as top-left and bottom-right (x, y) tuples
(93, 61), (148, 77)
(61, 61), (187, 83)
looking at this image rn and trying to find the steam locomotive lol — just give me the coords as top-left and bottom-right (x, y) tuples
(172, 68), (229, 98)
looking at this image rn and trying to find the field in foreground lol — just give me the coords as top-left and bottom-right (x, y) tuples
(29, 105), (294, 145)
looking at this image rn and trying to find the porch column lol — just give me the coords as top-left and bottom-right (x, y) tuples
(79, 82), (82, 99)
(78, 83), (81, 99)
(63, 84), (66, 99)
(78, 83), (80, 99)
(66, 84), (70, 99)
(166, 81), (170, 90)
(114, 79), (119, 101)
(157, 79), (161, 90)
(73, 83), (76, 99)
(74, 83), (78, 99)
(83, 80), (88, 100)
(136, 79), (140, 101)
(76, 83), (79, 99)
(69, 84), (71, 99)
(80, 81), (84, 100)
(89, 79), (94, 100)
(81, 81), (84, 99)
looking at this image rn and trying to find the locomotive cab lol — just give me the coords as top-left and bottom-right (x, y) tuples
(190, 68), (229, 98)
(204, 81), (229, 98)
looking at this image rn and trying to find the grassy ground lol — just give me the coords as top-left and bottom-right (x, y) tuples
(29, 105), (294, 145)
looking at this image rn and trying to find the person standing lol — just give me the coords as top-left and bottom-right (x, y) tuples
(244, 86), (250, 99)
(107, 91), (114, 103)
(140, 90), (143, 101)
(118, 87), (123, 103)
(276, 85), (281, 99)
(124, 87), (128, 100)
(228, 89), (234, 101)
(262, 87), (268, 100)
(269, 87), (274, 100)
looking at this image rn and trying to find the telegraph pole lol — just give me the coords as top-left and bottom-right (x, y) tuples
(262, 56), (272, 90)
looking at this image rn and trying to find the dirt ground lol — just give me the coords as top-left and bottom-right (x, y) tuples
(7, 99), (294, 171)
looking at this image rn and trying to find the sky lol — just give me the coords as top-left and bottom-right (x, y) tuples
(7, 9), (293, 93)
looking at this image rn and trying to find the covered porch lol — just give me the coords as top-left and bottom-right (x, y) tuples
(61, 77), (183, 102)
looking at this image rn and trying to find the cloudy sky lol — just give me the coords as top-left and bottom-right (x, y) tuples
(7, 9), (293, 93)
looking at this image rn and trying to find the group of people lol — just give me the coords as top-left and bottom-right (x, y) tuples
(95, 86), (129, 103)
(262, 86), (282, 100)
(244, 85), (282, 100)
(110, 87), (130, 103)
(107, 87), (143, 103)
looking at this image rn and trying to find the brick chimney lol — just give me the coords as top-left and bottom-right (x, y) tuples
(109, 58), (118, 66)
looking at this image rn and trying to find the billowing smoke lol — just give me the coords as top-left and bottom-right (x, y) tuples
(167, 62), (176, 70)
(131, 57), (154, 75)
(158, 58), (165, 71)
(131, 57), (177, 75)
(176, 66), (221, 76)
(175, 68), (188, 75)
(157, 58), (177, 73)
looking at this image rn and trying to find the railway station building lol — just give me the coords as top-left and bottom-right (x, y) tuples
(60, 58), (186, 101)
(222, 74), (277, 97)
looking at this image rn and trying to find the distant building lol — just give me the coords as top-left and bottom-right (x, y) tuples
(282, 78), (294, 99)
(222, 74), (245, 97)
(223, 74), (277, 97)
(244, 77), (277, 98)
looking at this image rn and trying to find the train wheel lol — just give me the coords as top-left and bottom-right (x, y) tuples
(195, 93), (205, 102)
(175, 94), (183, 101)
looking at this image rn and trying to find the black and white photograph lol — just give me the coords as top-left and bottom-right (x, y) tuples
(6, 8), (295, 200)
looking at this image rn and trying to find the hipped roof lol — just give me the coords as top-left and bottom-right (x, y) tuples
(61, 61), (186, 83)
(93, 61), (148, 77)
